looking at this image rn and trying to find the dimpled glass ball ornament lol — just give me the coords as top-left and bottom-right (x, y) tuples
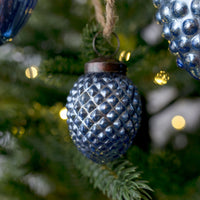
(0, 0), (37, 44)
(66, 58), (142, 164)
(153, 0), (200, 80)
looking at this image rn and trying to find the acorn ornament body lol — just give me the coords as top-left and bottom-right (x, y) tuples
(0, 0), (37, 44)
(153, 0), (200, 80)
(66, 58), (142, 164)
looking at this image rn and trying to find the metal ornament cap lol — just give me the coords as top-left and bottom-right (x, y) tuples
(85, 57), (127, 75)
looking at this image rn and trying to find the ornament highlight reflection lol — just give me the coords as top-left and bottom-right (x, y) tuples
(25, 66), (38, 79)
(154, 70), (170, 85)
(59, 107), (68, 120)
(171, 115), (186, 130)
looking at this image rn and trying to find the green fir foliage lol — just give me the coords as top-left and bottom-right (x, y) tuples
(73, 151), (153, 200)
(81, 23), (117, 61)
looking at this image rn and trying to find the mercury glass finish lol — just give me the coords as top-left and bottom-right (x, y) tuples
(169, 40), (178, 53)
(153, 0), (200, 80)
(160, 5), (171, 22)
(153, 0), (161, 8)
(170, 21), (181, 36)
(172, 1), (188, 18)
(183, 19), (198, 35)
(191, 0), (200, 16)
(0, 0), (37, 44)
(192, 34), (200, 50)
(162, 24), (171, 39)
(178, 36), (191, 53)
(66, 72), (142, 164)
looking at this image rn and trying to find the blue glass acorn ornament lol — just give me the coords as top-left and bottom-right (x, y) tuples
(153, 0), (200, 80)
(0, 0), (37, 44)
(66, 57), (142, 164)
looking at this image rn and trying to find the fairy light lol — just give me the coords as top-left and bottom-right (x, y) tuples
(7, 38), (13, 42)
(125, 52), (131, 61)
(119, 50), (126, 61)
(11, 127), (25, 135)
(19, 127), (25, 135)
(59, 107), (68, 120)
(119, 51), (131, 62)
(171, 115), (186, 130)
(25, 66), (39, 79)
(154, 70), (170, 85)
(12, 127), (18, 135)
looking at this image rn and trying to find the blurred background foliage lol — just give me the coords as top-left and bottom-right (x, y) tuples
(0, 0), (200, 199)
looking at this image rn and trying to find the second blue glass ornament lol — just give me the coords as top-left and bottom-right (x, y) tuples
(153, 0), (200, 80)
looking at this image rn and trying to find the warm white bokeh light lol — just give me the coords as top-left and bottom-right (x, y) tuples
(59, 107), (68, 120)
(119, 50), (126, 61)
(171, 115), (186, 130)
(125, 52), (131, 61)
(154, 70), (170, 86)
(25, 66), (39, 79)
(119, 51), (131, 62)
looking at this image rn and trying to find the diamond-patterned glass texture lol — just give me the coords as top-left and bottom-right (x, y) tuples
(66, 72), (142, 164)
(0, 0), (37, 44)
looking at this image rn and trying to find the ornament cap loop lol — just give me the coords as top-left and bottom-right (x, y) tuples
(93, 31), (120, 57)
(85, 57), (127, 75)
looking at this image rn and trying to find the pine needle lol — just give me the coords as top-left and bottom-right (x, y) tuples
(73, 150), (153, 200)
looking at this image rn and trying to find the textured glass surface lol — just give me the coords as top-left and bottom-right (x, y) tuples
(0, 0), (37, 44)
(66, 73), (142, 164)
(153, 0), (200, 80)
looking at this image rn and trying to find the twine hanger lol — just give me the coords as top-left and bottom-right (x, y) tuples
(91, 0), (118, 38)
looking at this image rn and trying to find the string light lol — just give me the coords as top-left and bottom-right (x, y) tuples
(125, 52), (131, 61)
(12, 127), (18, 135)
(171, 115), (186, 130)
(154, 70), (170, 85)
(25, 66), (39, 79)
(59, 107), (68, 120)
(11, 127), (25, 135)
(8, 38), (13, 42)
(19, 127), (25, 135)
(119, 50), (126, 61)
(119, 51), (131, 62)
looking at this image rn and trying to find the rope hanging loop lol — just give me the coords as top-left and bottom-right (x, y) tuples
(92, 0), (118, 38)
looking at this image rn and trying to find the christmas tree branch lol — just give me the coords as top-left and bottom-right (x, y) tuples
(81, 23), (117, 60)
(0, 60), (67, 105)
(73, 150), (153, 200)
(40, 56), (84, 76)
